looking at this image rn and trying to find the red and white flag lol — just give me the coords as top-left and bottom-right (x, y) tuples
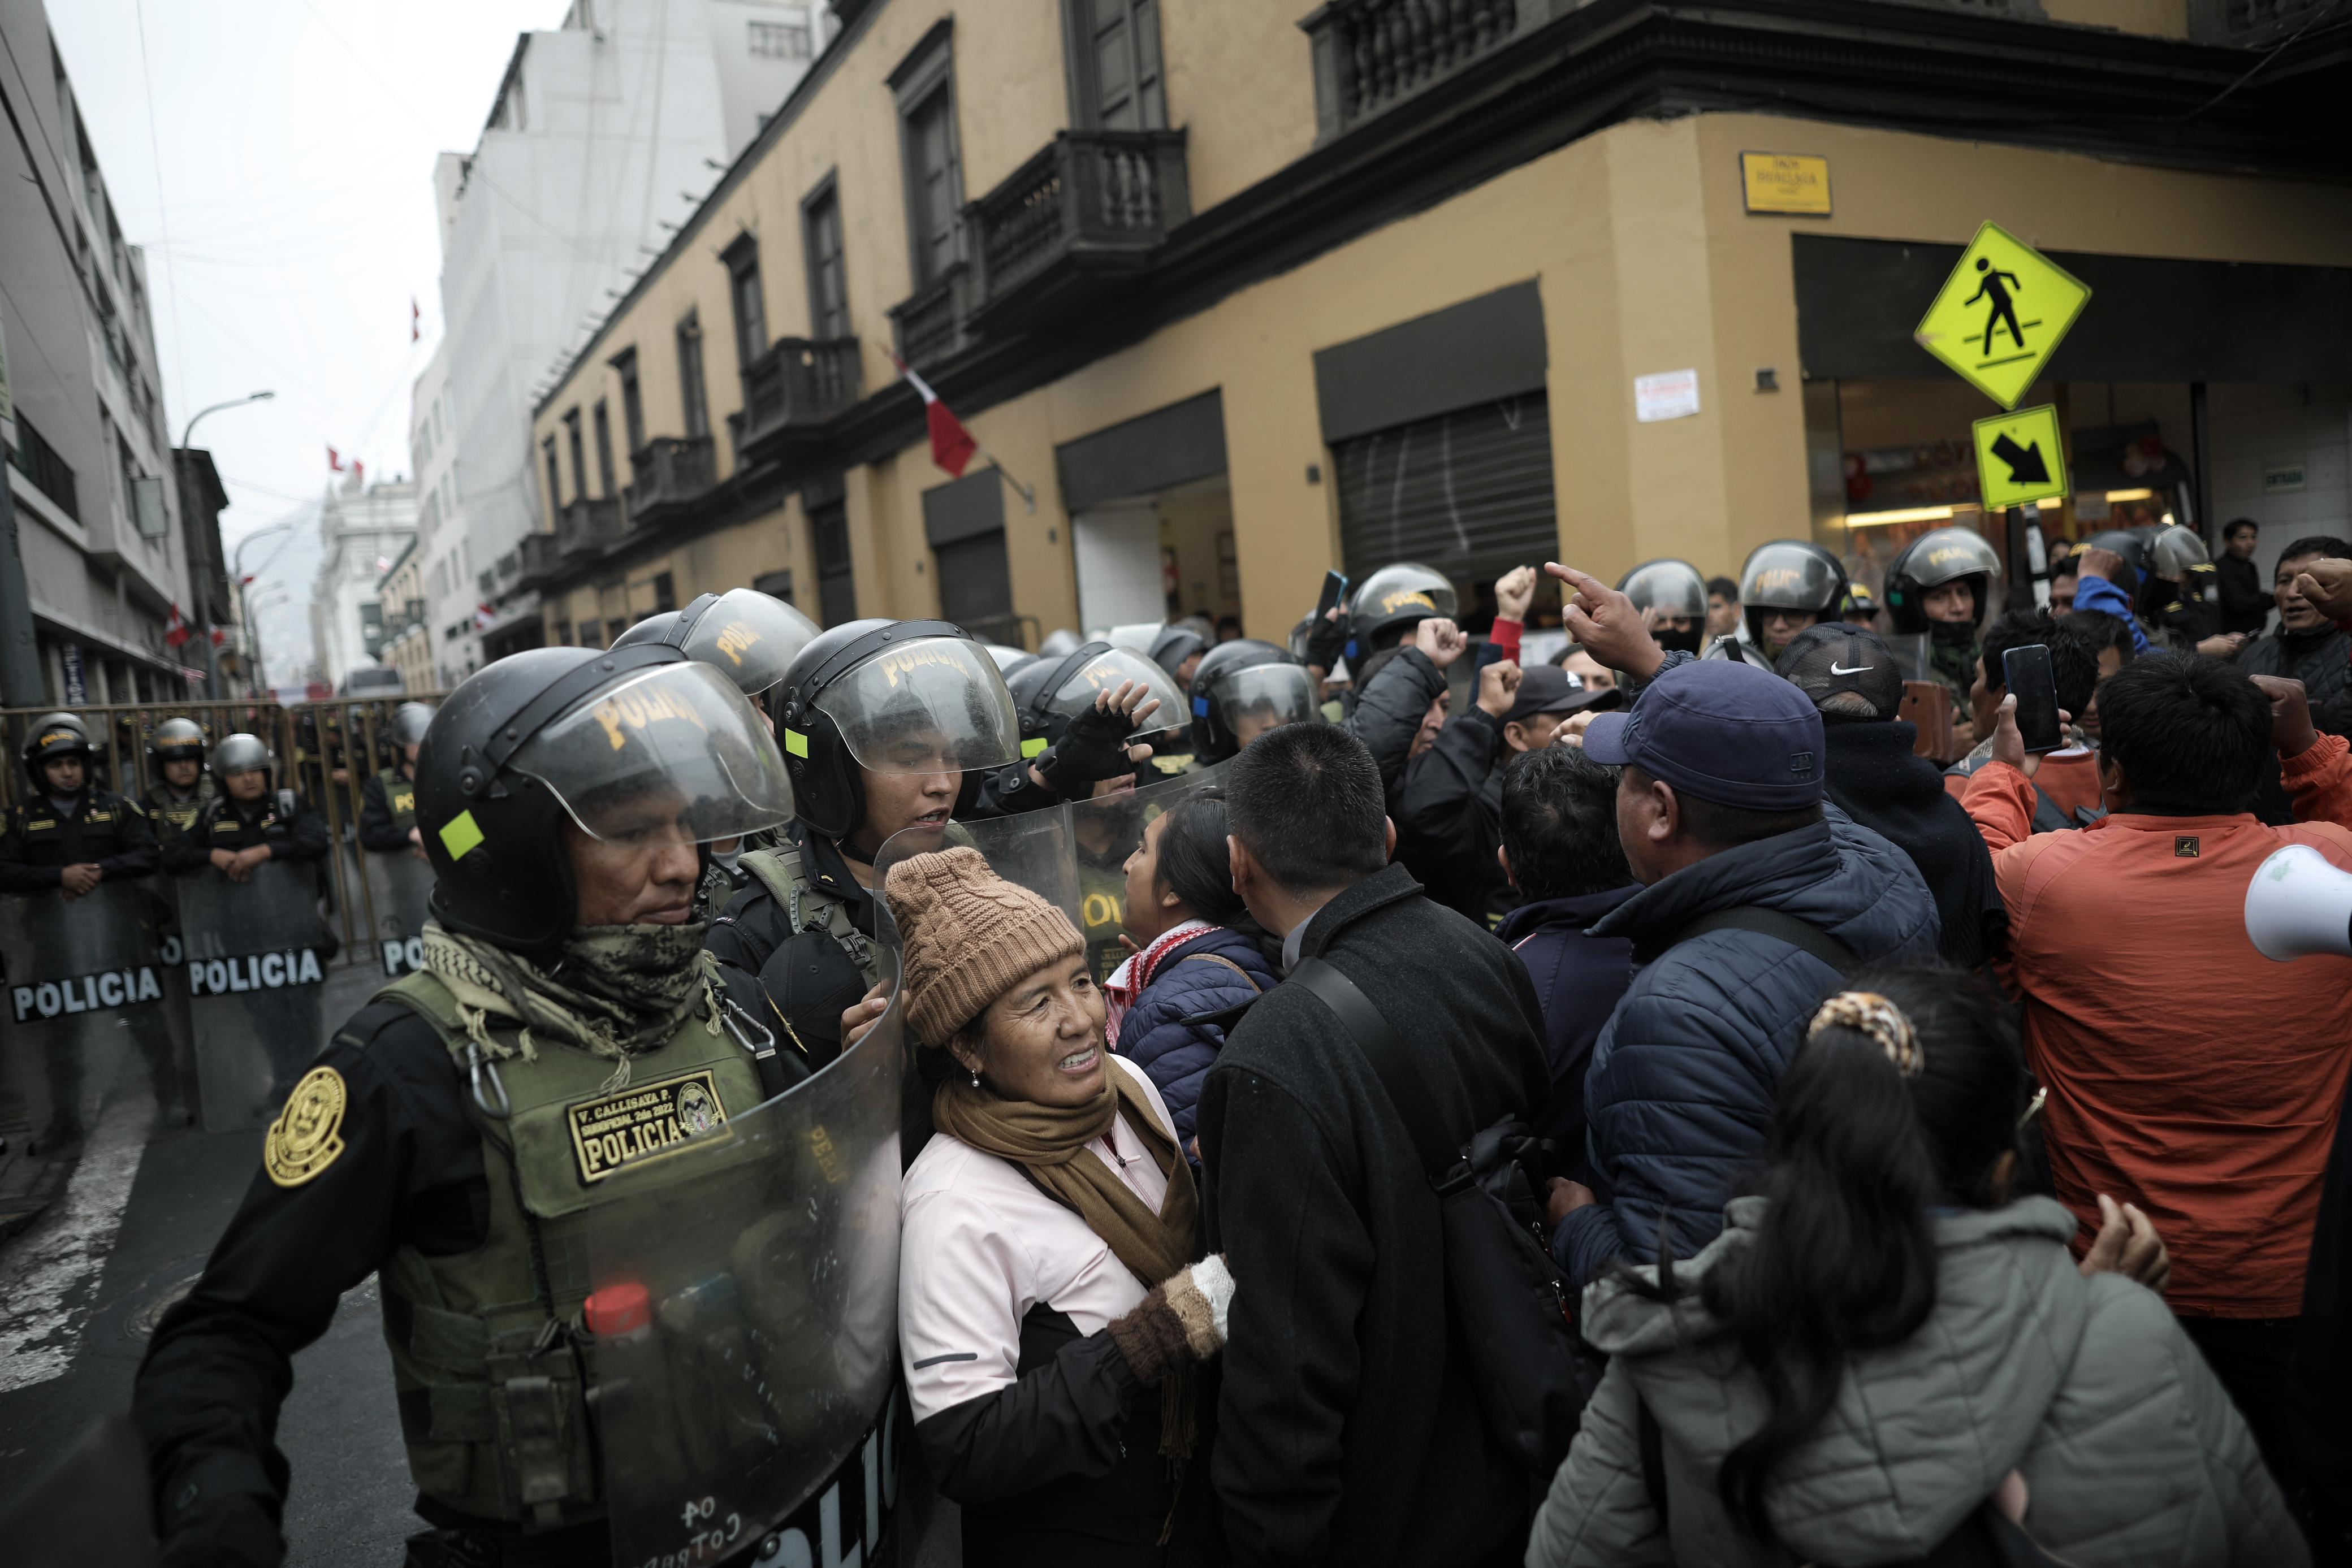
(164, 603), (191, 648)
(411, 297), (422, 344)
(327, 445), (344, 472)
(209, 625), (227, 648)
(353, 458), (366, 483)
(474, 603), (496, 631)
(887, 350), (976, 478)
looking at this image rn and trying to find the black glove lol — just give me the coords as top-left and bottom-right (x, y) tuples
(159, 1493), (283, 1568)
(1036, 701), (1146, 797)
(1304, 611), (1348, 674)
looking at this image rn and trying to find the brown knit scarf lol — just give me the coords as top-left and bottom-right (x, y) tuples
(933, 1063), (1202, 1466)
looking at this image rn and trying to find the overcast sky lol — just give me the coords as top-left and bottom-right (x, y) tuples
(49, 0), (561, 669)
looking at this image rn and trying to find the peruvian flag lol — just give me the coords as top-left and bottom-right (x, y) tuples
(353, 458), (366, 483)
(888, 350), (976, 478)
(164, 603), (191, 648)
(327, 445), (344, 472)
(474, 603), (496, 631)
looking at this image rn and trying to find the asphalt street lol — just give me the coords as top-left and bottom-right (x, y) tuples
(0, 961), (421, 1565)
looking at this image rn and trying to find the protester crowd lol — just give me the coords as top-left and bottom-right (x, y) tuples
(879, 519), (2352, 1568)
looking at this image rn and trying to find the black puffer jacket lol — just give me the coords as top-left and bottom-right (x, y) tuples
(1197, 863), (1549, 1568)
(2238, 625), (2352, 738)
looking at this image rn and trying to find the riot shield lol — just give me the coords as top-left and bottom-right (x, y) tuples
(175, 859), (336, 1132)
(0, 880), (171, 1138)
(584, 972), (909, 1567)
(360, 848), (435, 978)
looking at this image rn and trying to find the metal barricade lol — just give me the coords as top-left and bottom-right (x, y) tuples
(173, 857), (338, 1131)
(0, 880), (174, 1140)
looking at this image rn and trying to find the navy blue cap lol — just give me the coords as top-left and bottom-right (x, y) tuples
(1581, 659), (1825, 809)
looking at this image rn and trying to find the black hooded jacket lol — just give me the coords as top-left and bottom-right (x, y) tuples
(2238, 624), (2352, 738)
(1820, 718), (2005, 969)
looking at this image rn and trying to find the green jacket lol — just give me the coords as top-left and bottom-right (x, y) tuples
(1529, 1197), (2303, 1568)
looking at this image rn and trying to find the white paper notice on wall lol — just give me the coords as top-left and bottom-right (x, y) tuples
(1635, 369), (1701, 423)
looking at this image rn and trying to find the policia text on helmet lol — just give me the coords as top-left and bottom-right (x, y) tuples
(131, 642), (800, 1567)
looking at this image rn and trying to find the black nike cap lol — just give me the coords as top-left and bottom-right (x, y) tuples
(1775, 622), (1906, 722)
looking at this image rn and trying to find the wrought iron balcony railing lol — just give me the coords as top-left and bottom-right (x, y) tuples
(727, 339), (863, 461)
(1302, 0), (1552, 139)
(967, 131), (1189, 317)
(888, 262), (975, 371)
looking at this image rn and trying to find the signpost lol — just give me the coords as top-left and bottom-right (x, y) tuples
(1914, 222), (2091, 410)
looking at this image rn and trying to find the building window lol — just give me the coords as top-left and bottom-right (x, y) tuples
(543, 438), (562, 523)
(564, 410), (586, 504)
(724, 237), (766, 374)
(677, 314), (710, 440)
(553, 621), (572, 647)
(593, 400), (617, 499)
(577, 618), (602, 649)
(653, 571), (676, 613)
(893, 32), (964, 289)
(615, 349), (645, 454)
(811, 497), (857, 627)
(803, 181), (850, 340)
(1066, 0), (1166, 130)
(747, 18), (810, 58)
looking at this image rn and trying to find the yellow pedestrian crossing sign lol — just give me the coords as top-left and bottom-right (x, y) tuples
(1972, 404), (2069, 510)
(1916, 223), (2091, 410)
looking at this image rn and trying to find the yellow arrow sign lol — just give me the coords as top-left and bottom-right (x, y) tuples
(1916, 223), (2091, 410)
(1972, 404), (2069, 511)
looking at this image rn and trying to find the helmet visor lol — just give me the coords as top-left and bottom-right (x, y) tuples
(1348, 564), (1458, 626)
(1619, 561), (1709, 619)
(1205, 664), (1321, 747)
(510, 661), (794, 843)
(1742, 544), (1844, 612)
(2152, 526), (2211, 577)
(1901, 527), (2004, 588)
(679, 589), (820, 698)
(1041, 647), (1188, 744)
(812, 635), (1023, 777)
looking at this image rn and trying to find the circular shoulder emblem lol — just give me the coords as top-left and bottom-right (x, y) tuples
(265, 1066), (349, 1188)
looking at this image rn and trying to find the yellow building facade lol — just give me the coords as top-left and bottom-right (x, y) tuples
(526, 0), (2351, 649)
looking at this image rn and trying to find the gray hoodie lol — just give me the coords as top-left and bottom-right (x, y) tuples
(1528, 1196), (2304, 1568)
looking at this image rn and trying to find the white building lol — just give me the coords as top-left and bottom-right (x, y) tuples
(408, 339), (472, 687)
(0, 0), (201, 704)
(309, 473), (418, 691)
(422, 0), (823, 671)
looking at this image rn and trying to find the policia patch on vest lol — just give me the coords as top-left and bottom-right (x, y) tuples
(566, 1068), (730, 1184)
(265, 1066), (349, 1187)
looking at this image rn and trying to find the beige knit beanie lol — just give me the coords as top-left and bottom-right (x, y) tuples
(884, 846), (1086, 1045)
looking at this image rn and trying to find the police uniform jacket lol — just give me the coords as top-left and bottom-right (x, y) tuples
(0, 788), (159, 892)
(144, 775), (219, 844)
(162, 791), (328, 874)
(357, 766), (419, 854)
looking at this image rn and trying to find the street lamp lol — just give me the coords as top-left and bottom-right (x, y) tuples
(180, 389), (275, 449)
(232, 520), (298, 698)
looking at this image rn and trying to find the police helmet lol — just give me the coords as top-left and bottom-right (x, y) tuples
(1883, 526), (2003, 636)
(1347, 564), (1457, 653)
(390, 702), (435, 749)
(611, 589), (820, 704)
(1037, 628), (1083, 658)
(1737, 540), (1850, 648)
(151, 716), (207, 764)
(2150, 523), (2211, 580)
(416, 645), (793, 949)
(1842, 583), (1880, 620)
(1618, 559), (1709, 654)
(2079, 529), (2151, 587)
(1188, 639), (1320, 764)
(211, 733), (274, 784)
(23, 712), (92, 782)
(978, 644), (1034, 674)
(772, 620), (1024, 842)
(1008, 642), (1189, 761)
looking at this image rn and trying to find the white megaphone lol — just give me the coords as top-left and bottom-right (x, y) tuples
(2245, 844), (2352, 960)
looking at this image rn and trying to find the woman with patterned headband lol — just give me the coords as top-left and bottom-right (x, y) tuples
(1528, 964), (2302, 1568)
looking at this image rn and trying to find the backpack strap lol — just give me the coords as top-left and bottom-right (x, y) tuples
(1668, 905), (1859, 978)
(1177, 951), (1264, 994)
(740, 842), (871, 970)
(1290, 956), (1458, 1184)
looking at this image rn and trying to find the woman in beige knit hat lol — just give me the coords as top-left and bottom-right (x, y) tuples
(888, 844), (1233, 1566)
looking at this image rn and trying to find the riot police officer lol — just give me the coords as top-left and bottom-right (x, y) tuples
(1188, 638), (1321, 766)
(709, 618), (1158, 1064)
(1008, 642), (1191, 973)
(357, 703), (434, 857)
(2145, 522), (2232, 652)
(1346, 562), (1457, 658)
(1108, 621), (1208, 689)
(1616, 558), (1710, 656)
(0, 713), (160, 895)
(1883, 525), (2005, 709)
(162, 735), (329, 878)
(144, 717), (219, 846)
(1727, 539), (1850, 665)
(0, 713), (167, 1150)
(132, 644), (797, 1568)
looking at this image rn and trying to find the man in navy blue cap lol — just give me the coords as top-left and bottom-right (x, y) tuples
(1536, 563), (1940, 1288)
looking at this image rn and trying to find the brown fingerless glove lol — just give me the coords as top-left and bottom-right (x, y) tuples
(1106, 1254), (1235, 1385)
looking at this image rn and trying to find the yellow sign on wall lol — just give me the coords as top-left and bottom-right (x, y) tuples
(1739, 153), (1832, 215)
(1972, 404), (2070, 510)
(1916, 223), (2091, 410)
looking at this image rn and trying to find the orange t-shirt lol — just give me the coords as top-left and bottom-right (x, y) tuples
(1944, 747), (2103, 823)
(1964, 735), (2352, 1317)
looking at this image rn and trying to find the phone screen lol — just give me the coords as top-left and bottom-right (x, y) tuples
(1316, 569), (1349, 621)
(2003, 643), (2064, 754)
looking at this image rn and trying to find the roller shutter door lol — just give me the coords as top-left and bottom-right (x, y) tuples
(1332, 392), (1557, 585)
